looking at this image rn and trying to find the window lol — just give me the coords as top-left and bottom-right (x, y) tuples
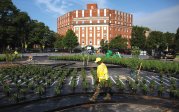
(76, 34), (78, 37)
(82, 39), (84, 44)
(104, 27), (106, 30)
(82, 27), (84, 30)
(97, 27), (100, 30)
(104, 9), (106, 16)
(110, 21), (111, 23)
(89, 27), (92, 30)
(76, 21), (78, 24)
(76, 10), (78, 17)
(82, 34), (84, 37)
(90, 20), (92, 23)
(97, 33), (100, 37)
(82, 10), (84, 17)
(104, 33), (107, 37)
(89, 33), (92, 37)
(104, 20), (106, 23)
(97, 20), (100, 23)
(76, 27), (78, 30)
(82, 21), (84, 24)
(89, 40), (92, 45)
(97, 9), (100, 16)
(90, 10), (92, 17)
(97, 39), (100, 45)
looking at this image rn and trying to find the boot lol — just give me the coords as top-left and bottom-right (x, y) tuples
(103, 93), (111, 101)
(89, 96), (96, 102)
(89, 85), (100, 102)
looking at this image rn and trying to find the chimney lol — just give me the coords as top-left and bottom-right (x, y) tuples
(87, 3), (98, 10)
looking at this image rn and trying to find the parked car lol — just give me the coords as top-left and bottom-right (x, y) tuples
(161, 50), (176, 59)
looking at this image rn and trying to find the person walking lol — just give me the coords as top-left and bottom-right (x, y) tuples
(89, 57), (111, 102)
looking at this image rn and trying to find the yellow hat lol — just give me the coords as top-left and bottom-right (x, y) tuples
(95, 57), (101, 63)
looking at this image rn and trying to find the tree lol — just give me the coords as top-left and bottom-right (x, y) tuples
(0, 0), (18, 51)
(54, 34), (64, 49)
(0, 0), (57, 52)
(100, 39), (108, 53)
(131, 26), (150, 50)
(13, 11), (31, 51)
(175, 27), (179, 52)
(146, 31), (167, 51)
(163, 32), (175, 50)
(109, 35), (128, 49)
(63, 29), (79, 53)
(28, 20), (56, 50)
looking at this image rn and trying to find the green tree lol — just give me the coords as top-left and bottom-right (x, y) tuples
(146, 31), (167, 51)
(0, 0), (18, 51)
(63, 29), (79, 53)
(109, 35), (128, 49)
(13, 11), (31, 51)
(54, 34), (64, 49)
(28, 20), (56, 49)
(100, 39), (108, 53)
(131, 26), (150, 50)
(163, 32), (175, 50)
(175, 27), (179, 52)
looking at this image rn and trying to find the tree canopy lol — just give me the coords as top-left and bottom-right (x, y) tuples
(130, 26), (150, 50)
(109, 35), (128, 49)
(63, 29), (79, 52)
(0, 0), (57, 52)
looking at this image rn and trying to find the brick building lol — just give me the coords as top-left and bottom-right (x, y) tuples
(57, 3), (133, 48)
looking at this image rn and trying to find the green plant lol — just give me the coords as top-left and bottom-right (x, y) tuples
(11, 93), (19, 103)
(141, 84), (148, 95)
(116, 79), (125, 91)
(81, 68), (86, 81)
(82, 80), (89, 91)
(129, 81), (138, 94)
(157, 84), (164, 96)
(3, 84), (11, 96)
(149, 80), (155, 93)
(54, 86), (61, 95)
(35, 85), (45, 96)
(70, 77), (77, 91)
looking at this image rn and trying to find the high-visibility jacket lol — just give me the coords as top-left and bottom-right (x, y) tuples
(97, 63), (109, 82)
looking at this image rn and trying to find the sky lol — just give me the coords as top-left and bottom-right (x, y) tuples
(12, 0), (179, 33)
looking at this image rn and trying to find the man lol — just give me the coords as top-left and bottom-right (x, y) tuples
(89, 57), (111, 102)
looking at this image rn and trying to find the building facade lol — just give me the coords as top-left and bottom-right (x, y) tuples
(57, 4), (133, 48)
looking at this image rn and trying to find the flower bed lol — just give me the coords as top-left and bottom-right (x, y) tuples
(0, 65), (179, 111)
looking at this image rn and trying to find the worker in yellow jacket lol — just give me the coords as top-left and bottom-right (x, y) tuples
(89, 57), (111, 102)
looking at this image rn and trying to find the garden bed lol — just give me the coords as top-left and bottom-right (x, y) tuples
(0, 64), (179, 111)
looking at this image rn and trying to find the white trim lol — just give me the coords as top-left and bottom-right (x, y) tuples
(73, 17), (109, 21)
(78, 27), (80, 43)
(107, 25), (109, 41)
(74, 25), (108, 27)
(76, 10), (78, 17)
(90, 10), (92, 17)
(82, 10), (84, 17)
(97, 9), (100, 16)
